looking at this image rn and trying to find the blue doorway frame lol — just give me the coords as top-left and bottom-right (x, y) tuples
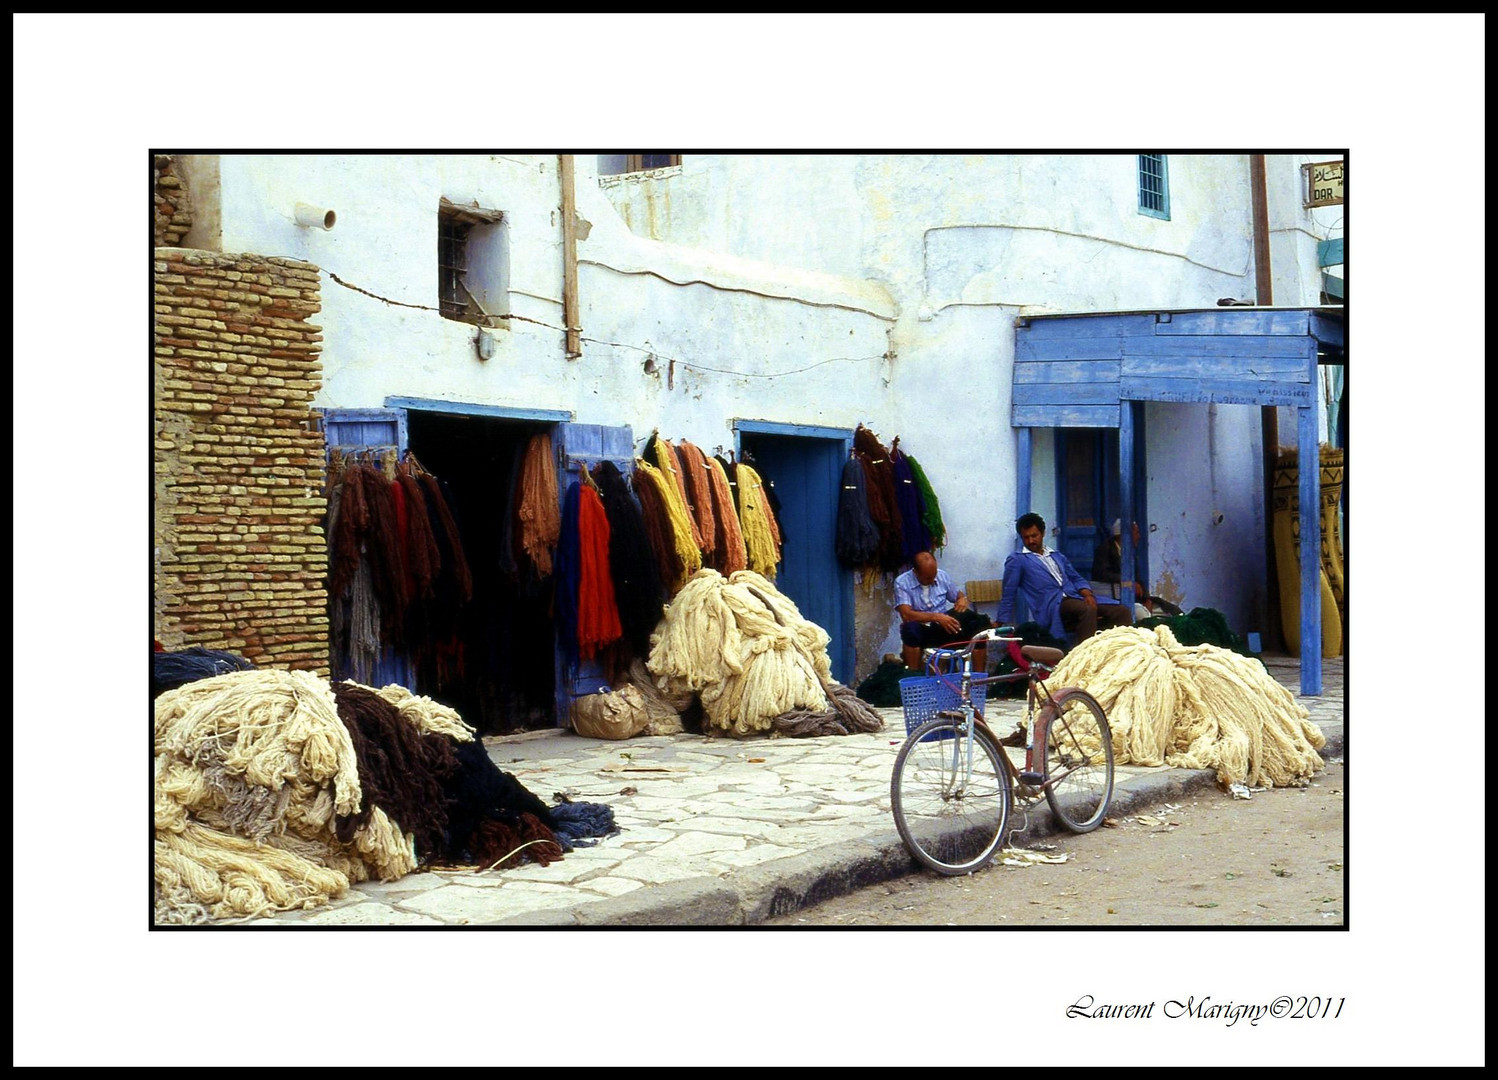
(733, 420), (856, 684)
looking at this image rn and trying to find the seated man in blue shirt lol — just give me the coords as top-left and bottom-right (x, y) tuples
(998, 512), (1132, 648)
(894, 551), (993, 670)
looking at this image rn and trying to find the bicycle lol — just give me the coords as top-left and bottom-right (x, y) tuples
(890, 626), (1115, 876)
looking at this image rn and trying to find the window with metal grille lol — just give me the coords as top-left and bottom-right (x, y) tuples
(1138, 154), (1170, 219)
(597, 154), (681, 177)
(438, 199), (509, 326)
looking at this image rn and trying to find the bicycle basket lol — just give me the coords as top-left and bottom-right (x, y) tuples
(899, 675), (987, 741)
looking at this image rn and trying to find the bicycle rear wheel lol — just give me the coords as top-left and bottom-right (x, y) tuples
(1042, 689), (1114, 833)
(891, 718), (1012, 875)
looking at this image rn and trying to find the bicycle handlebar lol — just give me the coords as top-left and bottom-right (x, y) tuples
(939, 626), (1020, 653)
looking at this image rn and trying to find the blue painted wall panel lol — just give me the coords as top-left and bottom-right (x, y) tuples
(1121, 353), (1311, 379)
(1013, 360), (1122, 383)
(1013, 382), (1125, 406)
(1016, 337), (1127, 362)
(1151, 310), (1310, 336)
(1018, 314), (1158, 337)
(1126, 335), (1311, 360)
(1013, 404), (1121, 428)
(1120, 376), (1314, 406)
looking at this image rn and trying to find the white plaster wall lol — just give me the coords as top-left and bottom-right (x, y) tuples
(204, 153), (1323, 657)
(1143, 402), (1266, 634)
(1266, 153), (1345, 307)
(602, 154), (1260, 314)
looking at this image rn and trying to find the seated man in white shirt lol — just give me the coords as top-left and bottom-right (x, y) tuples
(894, 551), (993, 671)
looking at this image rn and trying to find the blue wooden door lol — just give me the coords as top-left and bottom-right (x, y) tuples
(1054, 424), (1147, 586)
(1055, 429), (1114, 578)
(553, 422), (635, 725)
(737, 432), (854, 684)
(319, 407), (415, 689)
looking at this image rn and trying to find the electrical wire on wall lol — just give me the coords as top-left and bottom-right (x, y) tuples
(324, 270), (890, 381)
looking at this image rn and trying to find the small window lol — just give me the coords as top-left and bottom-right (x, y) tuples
(438, 199), (509, 327)
(597, 154), (681, 177)
(1138, 154), (1170, 220)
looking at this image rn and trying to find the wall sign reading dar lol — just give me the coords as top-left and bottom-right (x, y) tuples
(1302, 160), (1345, 208)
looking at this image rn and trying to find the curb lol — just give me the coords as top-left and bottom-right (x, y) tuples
(488, 720), (1343, 927)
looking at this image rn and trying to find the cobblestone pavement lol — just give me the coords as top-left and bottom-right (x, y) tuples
(257, 655), (1344, 926)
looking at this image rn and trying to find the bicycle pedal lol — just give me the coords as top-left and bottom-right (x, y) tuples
(1018, 771), (1046, 785)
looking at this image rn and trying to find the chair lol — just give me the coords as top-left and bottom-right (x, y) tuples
(964, 579), (1003, 622)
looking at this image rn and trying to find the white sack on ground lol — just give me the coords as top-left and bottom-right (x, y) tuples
(1047, 625), (1326, 789)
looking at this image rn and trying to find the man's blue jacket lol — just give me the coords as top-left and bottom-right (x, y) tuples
(997, 547), (1093, 640)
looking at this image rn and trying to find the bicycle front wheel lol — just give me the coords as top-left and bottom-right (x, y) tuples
(891, 718), (1012, 875)
(1042, 689), (1114, 833)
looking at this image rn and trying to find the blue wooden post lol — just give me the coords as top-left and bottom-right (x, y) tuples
(1014, 427), (1032, 625)
(1298, 348), (1323, 696)
(1119, 402), (1135, 614)
(1016, 426), (1032, 524)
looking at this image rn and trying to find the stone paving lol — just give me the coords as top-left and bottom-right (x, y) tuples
(258, 655), (1344, 927)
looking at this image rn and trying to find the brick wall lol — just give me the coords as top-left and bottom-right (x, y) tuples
(154, 250), (329, 673)
(153, 155), (193, 247)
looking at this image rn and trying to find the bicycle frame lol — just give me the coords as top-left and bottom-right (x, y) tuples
(920, 629), (1066, 792)
(894, 627), (1115, 873)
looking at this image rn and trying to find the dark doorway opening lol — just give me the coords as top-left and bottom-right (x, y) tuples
(406, 410), (557, 734)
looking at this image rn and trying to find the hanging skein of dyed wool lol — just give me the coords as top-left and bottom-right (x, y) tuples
(635, 458), (702, 591)
(676, 440), (721, 566)
(715, 454), (738, 507)
(905, 453), (947, 549)
(328, 464), (368, 600)
(649, 435), (707, 553)
(397, 470), (440, 604)
(630, 460), (687, 597)
(420, 471), (473, 604)
(388, 467), (412, 598)
(518, 431), (561, 577)
(735, 463), (780, 579)
(416, 471), (474, 688)
(345, 558), (381, 685)
(592, 460), (667, 656)
(498, 446), (524, 581)
(889, 443), (932, 562)
(705, 455), (748, 575)
(554, 480), (584, 672)
(834, 455), (880, 567)
(854, 425), (904, 571)
(358, 464), (410, 647)
(576, 479), (624, 661)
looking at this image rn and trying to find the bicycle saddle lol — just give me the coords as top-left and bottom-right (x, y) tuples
(1021, 645), (1064, 666)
